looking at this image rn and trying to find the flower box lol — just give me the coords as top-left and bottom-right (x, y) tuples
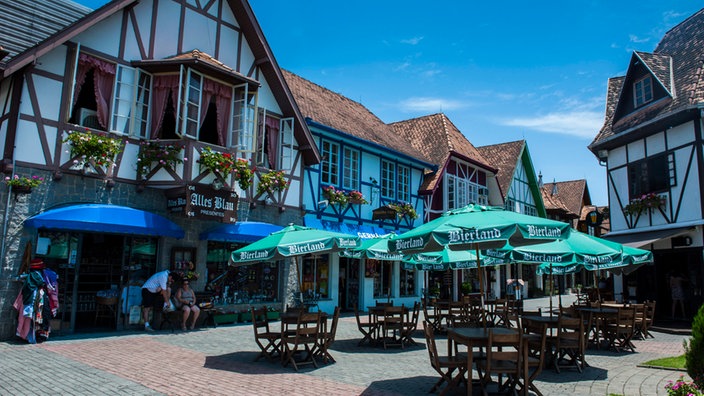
(266, 311), (280, 320)
(239, 311), (252, 323)
(213, 313), (239, 325)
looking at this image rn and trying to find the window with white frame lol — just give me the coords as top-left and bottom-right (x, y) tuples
(398, 165), (410, 202)
(181, 69), (202, 139)
(634, 76), (653, 107)
(628, 152), (676, 198)
(504, 162), (537, 215)
(342, 147), (359, 190)
(111, 65), (151, 138)
(230, 84), (258, 154)
(381, 160), (396, 199)
(321, 140), (339, 185)
(446, 173), (486, 210)
(278, 117), (294, 170)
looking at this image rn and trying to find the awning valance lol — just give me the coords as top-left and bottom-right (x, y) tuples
(305, 215), (387, 239)
(24, 204), (184, 239)
(602, 227), (690, 248)
(199, 221), (283, 242)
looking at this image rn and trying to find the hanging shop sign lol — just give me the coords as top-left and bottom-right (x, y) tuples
(166, 185), (238, 223)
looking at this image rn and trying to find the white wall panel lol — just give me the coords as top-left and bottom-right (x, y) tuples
(15, 120), (45, 165)
(645, 131), (665, 155)
(153, 0), (181, 59)
(609, 146), (627, 168)
(35, 47), (67, 76)
(32, 76), (63, 122)
(667, 121), (694, 149)
(627, 139), (645, 161)
(74, 13), (122, 57)
(183, 8), (217, 55)
(257, 77), (281, 115)
(218, 25), (239, 72)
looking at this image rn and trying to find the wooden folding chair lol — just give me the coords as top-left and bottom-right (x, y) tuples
(400, 301), (421, 346)
(381, 305), (405, 349)
(552, 315), (586, 373)
(251, 306), (281, 362)
(605, 306), (637, 352)
(281, 312), (322, 371)
(476, 328), (523, 396)
(423, 320), (467, 395)
(354, 306), (376, 346)
(316, 306), (340, 363)
(520, 318), (548, 396)
(643, 300), (656, 338)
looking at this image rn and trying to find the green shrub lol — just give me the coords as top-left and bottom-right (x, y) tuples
(685, 303), (704, 388)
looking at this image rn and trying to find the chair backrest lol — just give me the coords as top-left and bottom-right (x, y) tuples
(327, 306), (341, 342)
(295, 312), (321, 341)
(423, 320), (441, 369)
(618, 306), (637, 328)
(557, 315), (584, 347)
(251, 306), (270, 335)
(645, 300), (656, 322)
(485, 329), (522, 373)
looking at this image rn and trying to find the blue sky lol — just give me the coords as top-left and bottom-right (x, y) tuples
(75, 1), (703, 206)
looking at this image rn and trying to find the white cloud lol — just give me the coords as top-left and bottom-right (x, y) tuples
(501, 111), (603, 139)
(629, 34), (650, 44)
(401, 36), (424, 45)
(398, 97), (465, 112)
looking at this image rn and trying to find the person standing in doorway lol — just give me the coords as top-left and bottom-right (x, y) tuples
(669, 272), (686, 320)
(141, 270), (176, 331)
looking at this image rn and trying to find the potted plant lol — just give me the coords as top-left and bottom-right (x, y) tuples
(461, 281), (473, 295)
(322, 185), (348, 205)
(4, 175), (44, 193)
(256, 170), (289, 196)
(348, 190), (369, 204)
(136, 140), (184, 178)
(199, 147), (253, 189)
(389, 201), (418, 219)
(64, 130), (123, 168)
(266, 306), (280, 320)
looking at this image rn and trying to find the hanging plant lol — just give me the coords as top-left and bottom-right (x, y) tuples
(64, 130), (124, 168)
(389, 201), (418, 219)
(624, 192), (665, 215)
(136, 140), (185, 177)
(4, 175), (44, 189)
(233, 158), (254, 190)
(322, 185), (348, 205)
(256, 170), (289, 196)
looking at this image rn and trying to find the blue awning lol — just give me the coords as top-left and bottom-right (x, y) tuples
(304, 215), (388, 239)
(199, 221), (283, 242)
(24, 204), (185, 239)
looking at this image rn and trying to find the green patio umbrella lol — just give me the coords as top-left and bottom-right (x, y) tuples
(403, 246), (509, 270)
(230, 224), (361, 290)
(390, 204), (571, 317)
(338, 233), (404, 261)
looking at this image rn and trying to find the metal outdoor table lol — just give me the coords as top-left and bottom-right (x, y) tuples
(447, 327), (526, 395)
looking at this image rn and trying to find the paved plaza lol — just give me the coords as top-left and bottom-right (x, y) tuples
(0, 296), (691, 396)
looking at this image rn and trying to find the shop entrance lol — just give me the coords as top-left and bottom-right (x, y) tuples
(339, 258), (359, 311)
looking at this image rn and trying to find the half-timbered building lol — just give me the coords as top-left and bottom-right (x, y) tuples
(589, 8), (704, 319)
(0, 0), (318, 337)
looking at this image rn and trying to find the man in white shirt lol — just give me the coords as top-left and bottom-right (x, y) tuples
(141, 270), (175, 331)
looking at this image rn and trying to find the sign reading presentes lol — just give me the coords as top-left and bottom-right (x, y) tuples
(166, 185), (238, 223)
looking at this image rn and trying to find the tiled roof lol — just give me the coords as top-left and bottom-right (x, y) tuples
(0, 0), (90, 65)
(541, 179), (589, 217)
(541, 187), (572, 214)
(591, 8), (704, 148)
(282, 70), (429, 162)
(389, 113), (494, 191)
(476, 140), (525, 198)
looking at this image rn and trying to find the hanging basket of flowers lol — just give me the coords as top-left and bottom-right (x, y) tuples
(347, 190), (369, 204)
(322, 185), (348, 205)
(256, 170), (289, 196)
(389, 201), (418, 219)
(4, 175), (44, 194)
(64, 130), (123, 168)
(137, 140), (184, 178)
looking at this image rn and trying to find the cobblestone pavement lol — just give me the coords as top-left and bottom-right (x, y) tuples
(0, 297), (691, 396)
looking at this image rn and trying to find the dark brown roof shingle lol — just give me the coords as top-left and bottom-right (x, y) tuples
(476, 140), (525, 198)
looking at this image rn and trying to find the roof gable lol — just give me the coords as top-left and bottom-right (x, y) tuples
(541, 179), (590, 217)
(282, 70), (429, 162)
(476, 140), (524, 196)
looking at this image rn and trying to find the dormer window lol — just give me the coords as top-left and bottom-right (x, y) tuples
(633, 76), (653, 107)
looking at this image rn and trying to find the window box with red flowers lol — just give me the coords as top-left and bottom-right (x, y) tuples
(4, 175), (44, 194)
(624, 192), (666, 215)
(389, 201), (418, 219)
(322, 185), (348, 205)
(199, 147), (254, 190)
(137, 140), (185, 178)
(64, 130), (123, 169)
(256, 170), (289, 196)
(347, 190), (369, 204)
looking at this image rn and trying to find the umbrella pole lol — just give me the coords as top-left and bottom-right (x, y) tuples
(475, 245), (486, 328)
(593, 270), (601, 302)
(549, 262), (553, 319)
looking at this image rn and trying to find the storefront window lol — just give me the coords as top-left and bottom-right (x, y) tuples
(400, 267), (416, 296)
(205, 241), (281, 303)
(371, 259), (392, 298)
(301, 255), (329, 299)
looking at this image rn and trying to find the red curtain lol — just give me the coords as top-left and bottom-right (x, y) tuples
(150, 75), (179, 139)
(73, 54), (116, 129)
(265, 116), (279, 169)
